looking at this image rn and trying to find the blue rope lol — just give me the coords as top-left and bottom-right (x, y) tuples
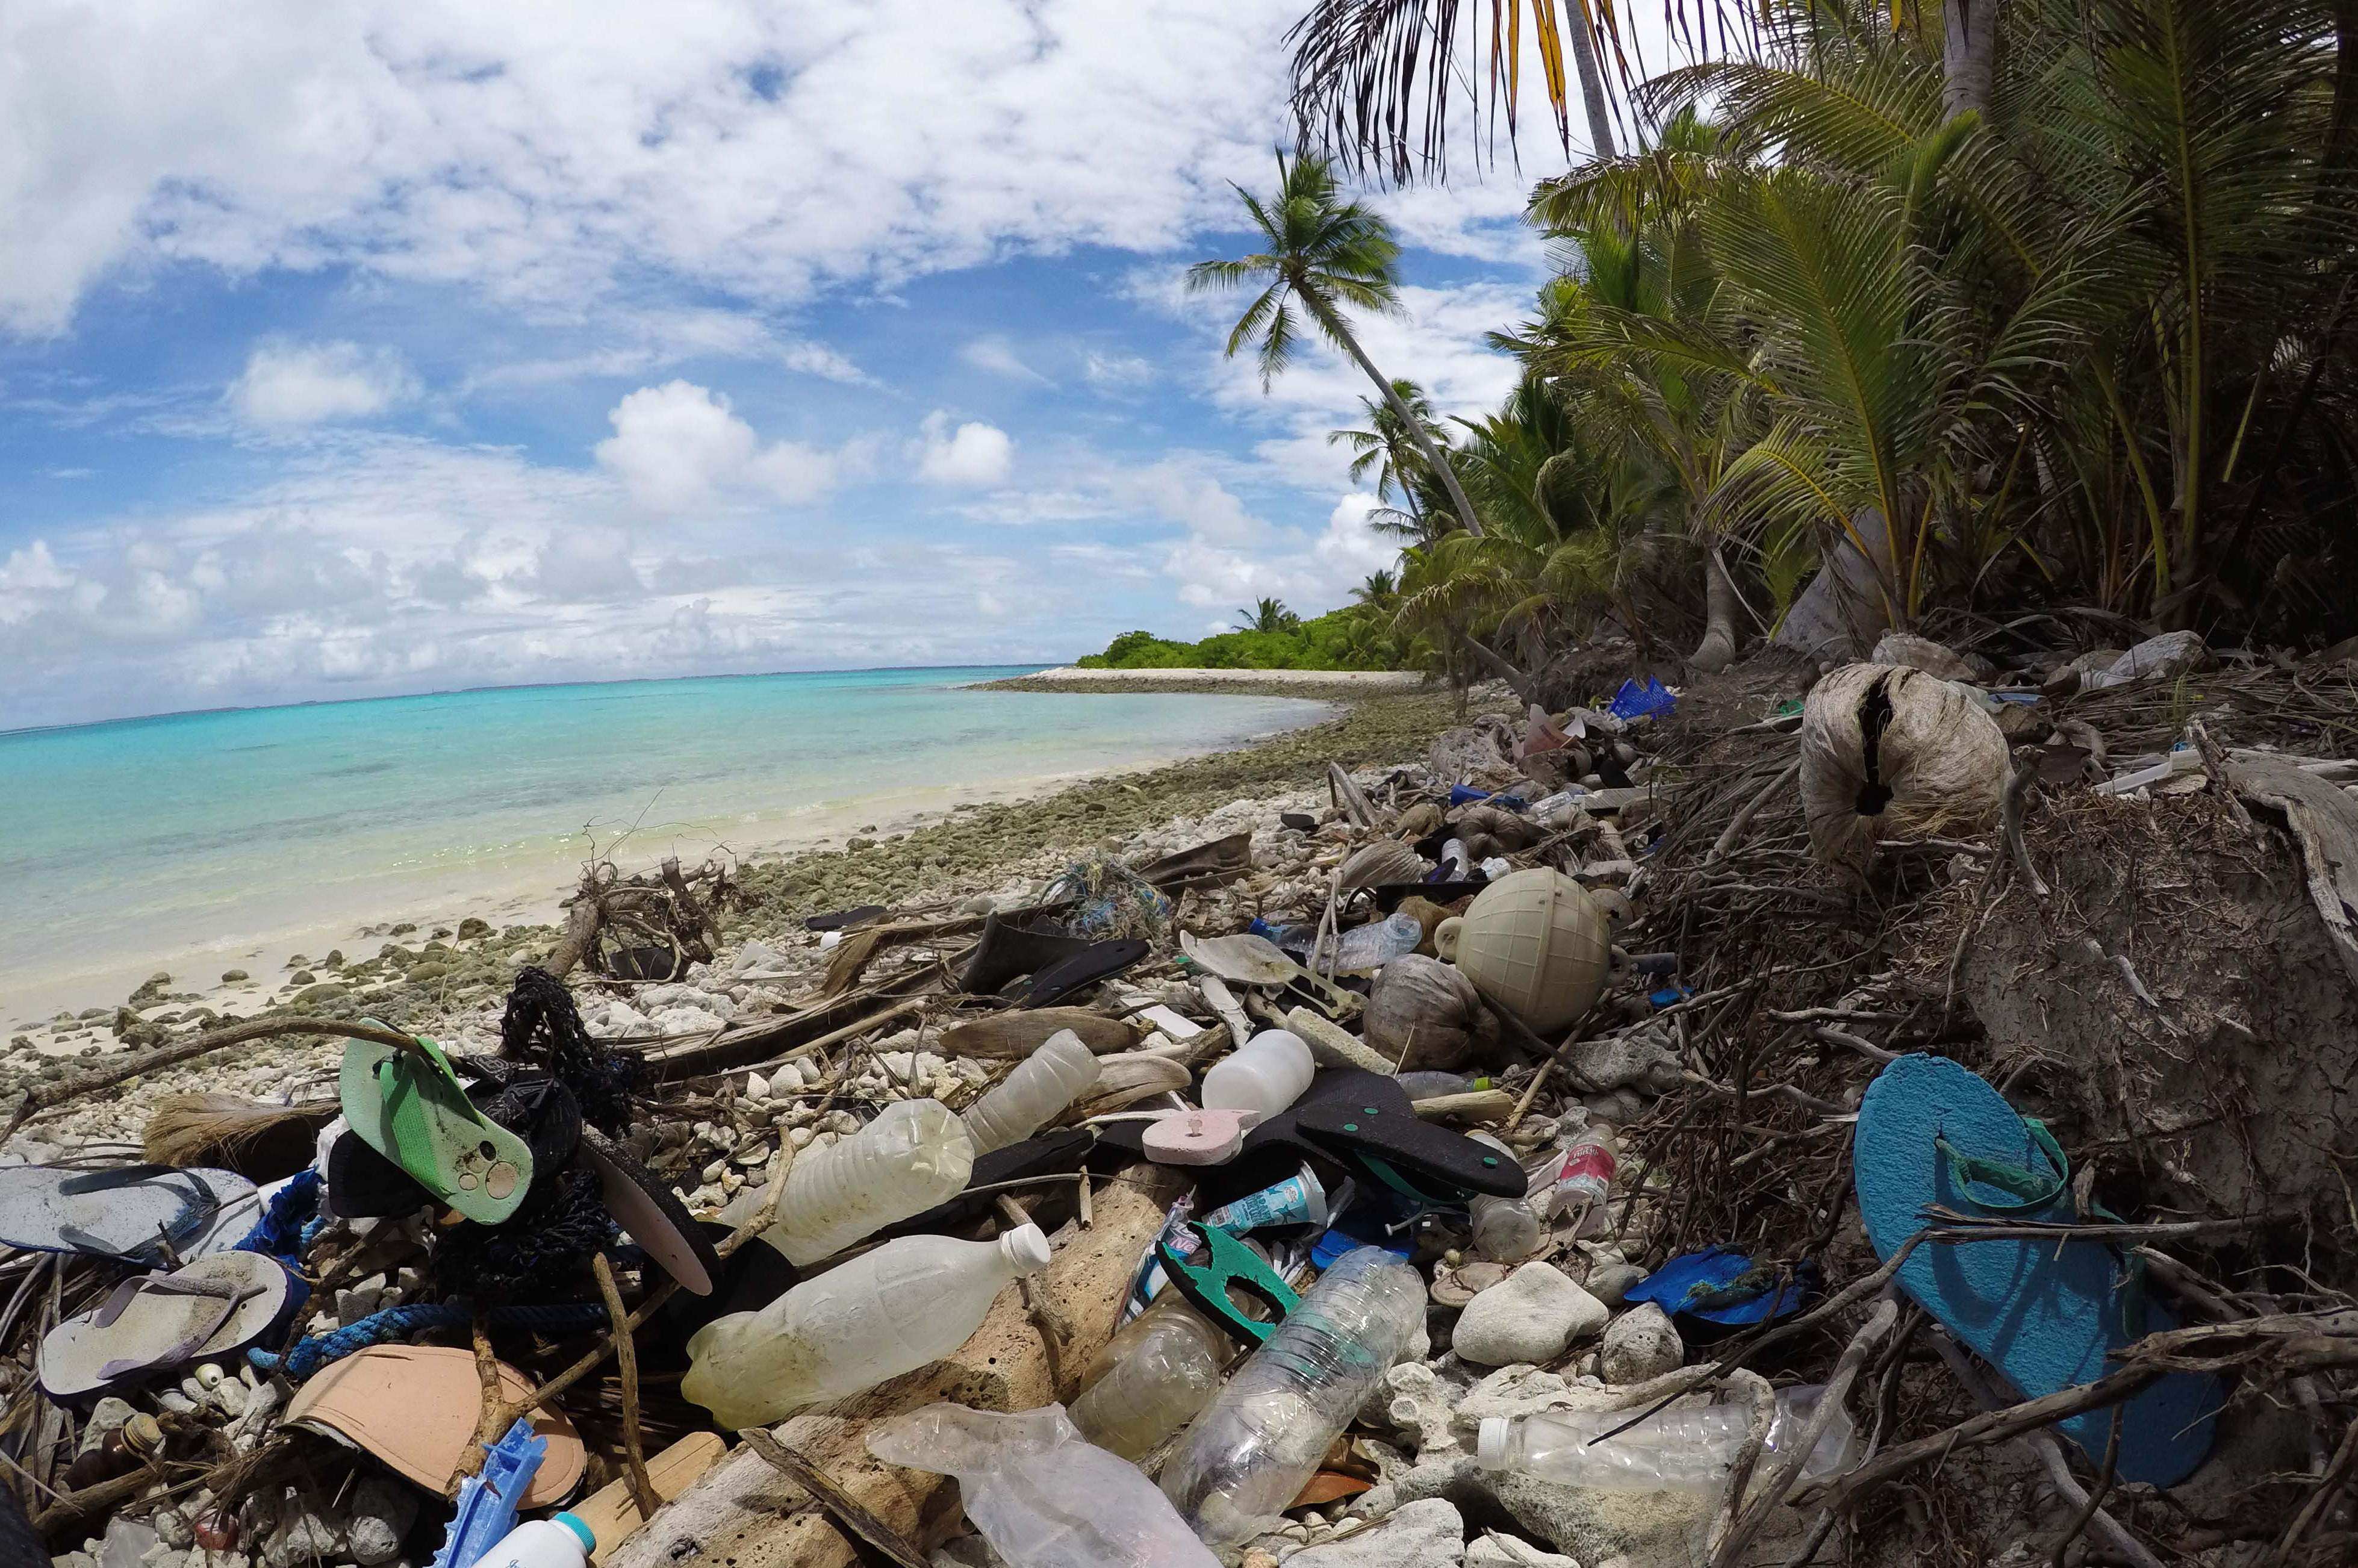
(235, 1169), (323, 1265)
(249, 1301), (607, 1381)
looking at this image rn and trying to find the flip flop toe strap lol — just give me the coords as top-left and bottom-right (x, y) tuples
(1932, 1118), (2148, 1342)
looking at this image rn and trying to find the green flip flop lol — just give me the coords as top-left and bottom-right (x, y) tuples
(338, 1025), (533, 1226)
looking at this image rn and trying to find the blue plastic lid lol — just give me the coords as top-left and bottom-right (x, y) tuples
(552, 1514), (597, 1555)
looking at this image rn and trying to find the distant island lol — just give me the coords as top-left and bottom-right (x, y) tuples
(1077, 595), (1405, 673)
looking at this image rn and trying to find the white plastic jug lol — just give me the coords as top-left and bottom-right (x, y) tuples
(1199, 1029), (1313, 1120)
(962, 1030), (1101, 1154)
(683, 1225), (1052, 1428)
(761, 1098), (975, 1266)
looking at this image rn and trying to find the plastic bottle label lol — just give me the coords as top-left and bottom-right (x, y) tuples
(1555, 1144), (1616, 1187)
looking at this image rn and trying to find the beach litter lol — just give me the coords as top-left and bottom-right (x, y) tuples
(5, 644), (2357, 1568)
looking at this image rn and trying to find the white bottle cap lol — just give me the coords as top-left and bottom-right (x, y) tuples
(1000, 1222), (1052, 1275)
(1476, 1417), (1510, 1468)
(552, 1513), (597, 1554)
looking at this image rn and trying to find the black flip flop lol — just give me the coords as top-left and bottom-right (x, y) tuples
(1160, 1069), (1527, 1213)
(1004, 939), (1150, 1009)
(579, 1128), (721, 1296)
(876, 1128), (1145, 1240)
(960, 911), (1095, 997)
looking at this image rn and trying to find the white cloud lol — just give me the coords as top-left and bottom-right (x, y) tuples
(960, 335), (1052, 385)
(594, 381), (840, 512)
(227, 340), (418, 426)
(1083, 350), (1153, 393)
(914, 411), (1013, 487)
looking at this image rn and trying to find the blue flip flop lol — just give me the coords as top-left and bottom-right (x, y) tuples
(1854, 1054), (2223, 1486)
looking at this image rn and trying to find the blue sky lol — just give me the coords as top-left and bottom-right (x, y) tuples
(0, 0), (1646, 730)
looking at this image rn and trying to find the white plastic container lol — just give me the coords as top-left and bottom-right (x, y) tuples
(475, 1515), (594, 1568)
(962, 1030), (1103, 1154)
(1199, 1029), (1314, 1119)
(683, 1225), (1052, 1427)
(761, 1098), (976, 1266)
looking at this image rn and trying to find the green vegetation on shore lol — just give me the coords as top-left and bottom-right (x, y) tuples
(1077, 596), (1405, 671)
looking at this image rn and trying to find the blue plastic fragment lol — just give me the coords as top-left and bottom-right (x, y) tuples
(1609, 677), (1676, 721)
(429, 1419), (547, 1568)
(1646, 985), (1691, 1010)
(1447, 785), (1529, 811)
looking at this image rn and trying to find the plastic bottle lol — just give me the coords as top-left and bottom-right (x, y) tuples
(1200, 1029), (1314, 1119)
(1462, 1133), (1540, 1262)
(473, 1515), (595, 1568)
(868, 1403), (1219, 1568)
(761, 1098), (977, 1266)
(962, 1030), (1103, 1154)
(1160, 1246), (1424, 1549)
(682, 1225), (1052, 1427)
(1551, 1121), (1619, 1236)
(1331, 912), (1423, 973)
(1066, 1294), (1234, 1460)
(1476, 1385), (1855, 1496)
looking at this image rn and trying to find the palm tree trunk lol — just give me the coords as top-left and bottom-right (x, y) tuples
(1455, 627), (1540, 705)
(1313, 302), (1486, 539)
(1565, 2), (1620, 160)
(1942, 0), (1999, 120)
(1689, 543), (1739, 673)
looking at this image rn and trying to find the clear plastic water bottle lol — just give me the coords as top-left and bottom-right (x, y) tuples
(682, 1224), (1051, 1427)
(1551, 1121), (1619, 1236)
(1331, 912), (1423, 973)
(761, 1098), (976, 1265)
(1159, 1246), (1423, 1549)
(868, 1403), (1219, 1568)
(1476, 1385), (1854, 1495)
(1466, 1132), (1540, 1261)
(1066, 1295), (1234, 1460)
(963, 1030), (1102, 1154)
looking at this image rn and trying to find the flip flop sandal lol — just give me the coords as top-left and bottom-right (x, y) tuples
(1855, 1054), (2224, 1486)
(960, 912), (1095, 998)
(1622, 1245), (1818, 1342)
(804, 904), (888, 933)
(39, 1252), (292, 1399)
(282, 1344), (584, 1508)
(0, 1164), (256, 1266)
(876, 1128), (1137, 1242)
(323, 1128), (435, 1221)
(578, 1128), (720, 1296)
(1006, 939), (1150, 1009)
(339, 1027), (533, 1226)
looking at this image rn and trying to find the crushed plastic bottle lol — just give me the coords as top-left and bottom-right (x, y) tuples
(682, 1225), (1051, 1428)
(1476, 1384), (1855, 1497)
(1551, 1121), (1619, 1236)
(1066, 1294), (1234, 1461)
(1466, 1132), (1540, 1261)
(1160, 1246), (1423, 1549)
(868, 1403), (1219, 1568)
(963, 1030), (1102, 1154)
(760, 1098), (975, 1265)
(1331, 912), (1423, 974)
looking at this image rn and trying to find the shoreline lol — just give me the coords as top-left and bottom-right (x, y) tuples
(1, 690), (1484, 1128)
(980, 666), (1426, 699)
(0, 698), (1338, 1030)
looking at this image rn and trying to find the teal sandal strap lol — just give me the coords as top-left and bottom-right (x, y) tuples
(1933, 1116), (2148, 1342)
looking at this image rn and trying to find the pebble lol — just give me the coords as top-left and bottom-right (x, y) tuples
(1597, 1303), (1683, 1384)
(1584, 1263), (1647, 1308)
(1452, 1263), (1608, 1367)
(344, 1479), (415, 1566)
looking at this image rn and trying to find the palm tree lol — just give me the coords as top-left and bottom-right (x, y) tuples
(1330, 379), (1443, 518)
(1233, 596), (1301, 634)
(1351, 569), (1399, 609)
(1286, 1), (1638, 181)
(1190, 153), (1486, 539)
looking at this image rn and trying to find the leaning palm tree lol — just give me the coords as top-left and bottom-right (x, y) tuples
(1330, 379), (1442, 515)
(1190, 154), (1486, 538)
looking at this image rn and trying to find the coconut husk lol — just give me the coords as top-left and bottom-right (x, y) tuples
(143, 1094), (340, 1181)
(1363, 954), (1497, 1072)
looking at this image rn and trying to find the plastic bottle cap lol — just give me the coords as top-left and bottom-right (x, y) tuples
(1476, 1417), (1510, 1468)
(552, 1513), (597, 1554)
(1001, 1222), (1053, 1274)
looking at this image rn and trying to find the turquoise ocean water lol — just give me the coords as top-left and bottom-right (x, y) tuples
(0, 667), (1325, 1021)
